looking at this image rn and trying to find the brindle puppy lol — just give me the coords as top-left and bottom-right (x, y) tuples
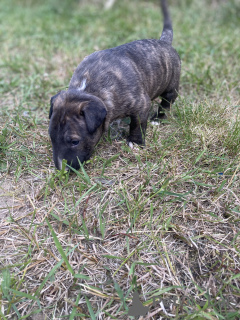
(49, 0), (181, 170)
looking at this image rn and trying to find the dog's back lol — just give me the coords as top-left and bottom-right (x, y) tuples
(70, 38), (179, 107)
(69, 0), (180, 125)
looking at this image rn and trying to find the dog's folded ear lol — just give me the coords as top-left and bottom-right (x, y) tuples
(49, 92), (62, 119)
(82, 101), (107, 134)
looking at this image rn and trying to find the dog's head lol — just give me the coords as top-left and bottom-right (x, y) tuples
(49, 89), (107, 170)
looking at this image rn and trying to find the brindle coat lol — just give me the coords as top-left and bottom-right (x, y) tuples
(49, 0), (181, 170)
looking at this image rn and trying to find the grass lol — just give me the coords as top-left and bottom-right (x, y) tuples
(0, 0), (240, 319)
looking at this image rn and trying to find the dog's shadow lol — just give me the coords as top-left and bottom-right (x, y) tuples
(109, 117), (130, 141)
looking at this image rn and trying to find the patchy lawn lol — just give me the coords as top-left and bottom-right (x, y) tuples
(0, 0), (240, 319)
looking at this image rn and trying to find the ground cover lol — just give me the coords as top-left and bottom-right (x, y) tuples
(0, 0), (240, 319)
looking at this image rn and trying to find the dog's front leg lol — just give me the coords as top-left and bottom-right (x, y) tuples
(128, 115), (148, 146)
(128, 96), (151, 146)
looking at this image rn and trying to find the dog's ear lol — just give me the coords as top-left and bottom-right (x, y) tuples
(82, 101), (107, 134)
(49, 92), (62, 119)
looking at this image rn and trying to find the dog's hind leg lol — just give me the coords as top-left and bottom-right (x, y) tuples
(152, 89), (178, 120)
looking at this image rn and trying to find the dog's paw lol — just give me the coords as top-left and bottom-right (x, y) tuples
(128, 141), (134, 149)
(128, 141), (142, 151)
(151, 120), (160, 126)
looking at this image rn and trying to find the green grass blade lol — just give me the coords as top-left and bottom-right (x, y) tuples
(114, 280), (127, 310)
(0, 310), (7, 320)
(74, 184), (98, 208)
(34, 244), (79, 297)
(10, 289), (38, 301)
(85, 296), (97, 320)
(69, 292), (81, 320)
(46, 219), (74, 275)
(74, 274), (90, 280)
(1, 269), (11, 298)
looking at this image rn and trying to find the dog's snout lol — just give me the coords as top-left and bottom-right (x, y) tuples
(54, 153), (91, 171)
(58, 157), (63, 170)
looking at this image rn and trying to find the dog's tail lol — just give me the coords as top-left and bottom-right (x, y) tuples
(160, 0), (173, 45)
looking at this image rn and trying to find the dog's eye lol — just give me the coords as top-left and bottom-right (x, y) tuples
(80, 110), (84, 116)
(71, 140), (80, 146)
